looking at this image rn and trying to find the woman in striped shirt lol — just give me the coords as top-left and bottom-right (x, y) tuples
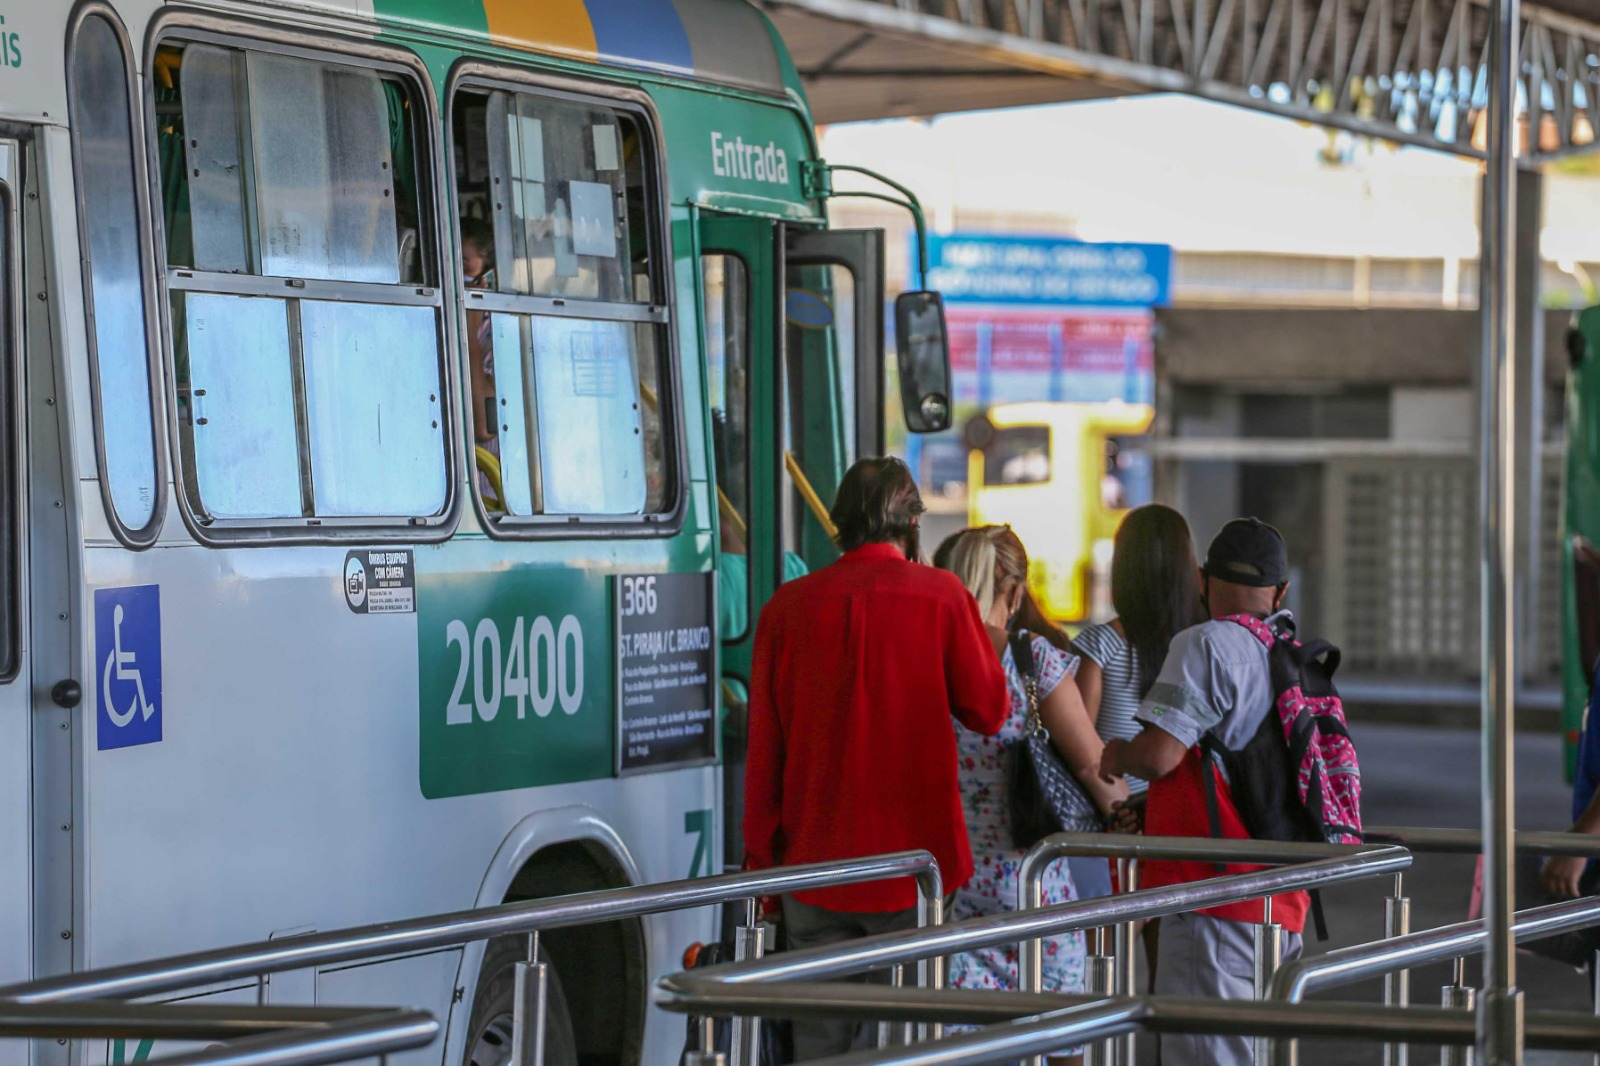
(1073, 502), (1205, 965)
(1073, 504), (1205, 771)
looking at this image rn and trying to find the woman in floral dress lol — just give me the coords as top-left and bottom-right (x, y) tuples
(934, 526), (1129, 1017)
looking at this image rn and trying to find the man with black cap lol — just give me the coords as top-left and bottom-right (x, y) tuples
(1099, 517), (1305, 1066)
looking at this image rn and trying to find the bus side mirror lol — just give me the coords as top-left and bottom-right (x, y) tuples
(894, 291), (952, 433)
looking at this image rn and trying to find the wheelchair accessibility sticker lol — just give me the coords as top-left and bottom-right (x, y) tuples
(95, 585), (162, 750)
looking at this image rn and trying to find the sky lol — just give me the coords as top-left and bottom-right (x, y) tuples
(818, 94), (1598, 262)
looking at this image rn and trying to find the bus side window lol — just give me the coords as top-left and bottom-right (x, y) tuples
(154, 40), (447, 527)
(68, 11), (164, 542)
(704, 253), (751, 638)
(451, 86), (671, 521)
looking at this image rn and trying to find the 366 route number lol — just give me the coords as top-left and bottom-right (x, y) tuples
(444, 615), (584, 725)
(619, 575), (658, 617)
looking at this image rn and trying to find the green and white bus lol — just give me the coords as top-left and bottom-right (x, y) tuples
(0, 2), (949, 1063)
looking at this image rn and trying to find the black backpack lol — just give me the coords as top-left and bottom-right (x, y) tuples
(678, 936), (792, 1066)
(1199, 613), (1364, 939)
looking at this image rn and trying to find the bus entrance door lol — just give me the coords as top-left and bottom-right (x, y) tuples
(696, 214), (882, 867)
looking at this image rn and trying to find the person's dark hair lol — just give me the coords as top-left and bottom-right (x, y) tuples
(931, 529), (962, 571)
(937, 525), (1071, 652)
(1111, 503), (1205, 697)
(460, 217), (494, 260)
(830, 457), (926, 555)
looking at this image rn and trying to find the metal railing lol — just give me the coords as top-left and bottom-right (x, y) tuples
(0, 1004), (438, 1066)
(1, 851), (942, 1066)
(1016, 834), (1400, 1066)
(722, 991), (1600, 1066)
(1365, 825), (1600, 859)
(1282, 825), (1600, 1066)
(657, 844), (1412, 1062)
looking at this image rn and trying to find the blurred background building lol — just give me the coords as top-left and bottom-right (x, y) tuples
(820, 96), (1600, 712)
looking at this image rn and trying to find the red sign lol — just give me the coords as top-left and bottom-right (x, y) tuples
(947, 308), (1154, 374)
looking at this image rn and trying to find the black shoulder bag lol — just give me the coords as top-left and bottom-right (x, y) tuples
(1003, 631), (1106, 850)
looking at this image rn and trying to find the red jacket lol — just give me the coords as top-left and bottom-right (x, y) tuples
(1143, 748), (1310, 932)
(743, 543), (1009, 911)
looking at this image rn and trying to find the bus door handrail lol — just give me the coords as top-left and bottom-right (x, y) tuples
(0, 1004), (439, 1066)
(0, 851), (941, 1066)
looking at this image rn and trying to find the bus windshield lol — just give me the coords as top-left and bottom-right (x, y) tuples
(985, 424), (1051, 486)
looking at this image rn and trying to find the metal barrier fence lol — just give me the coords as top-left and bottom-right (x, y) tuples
(1013, 828), (1600, 1066)
(0, 851), (941, 1066)
(0, 1003), (439, 1066)
(1016, 834), (1394, 1066)
(13, 828), (1600, 1064)
(658, 843), (1412, 1064)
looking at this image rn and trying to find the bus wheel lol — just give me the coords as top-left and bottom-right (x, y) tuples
(465, 936), (578, 1066)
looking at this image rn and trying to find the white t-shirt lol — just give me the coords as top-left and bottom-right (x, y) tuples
(1134, 617), (1280, 752)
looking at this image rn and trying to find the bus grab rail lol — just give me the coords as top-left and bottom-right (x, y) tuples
(0, 851), (941, 1066)
(0, 1003), (438, 1066)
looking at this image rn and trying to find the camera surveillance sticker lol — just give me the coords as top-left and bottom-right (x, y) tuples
(344, 549), (416, 615)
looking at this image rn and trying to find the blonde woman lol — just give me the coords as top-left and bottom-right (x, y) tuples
(934, 526), (1127, 1011)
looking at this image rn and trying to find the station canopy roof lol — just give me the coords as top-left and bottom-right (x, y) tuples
(764, 0), (1600, 164)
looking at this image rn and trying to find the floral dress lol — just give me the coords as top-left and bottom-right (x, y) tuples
(947, 632), (1087, 995)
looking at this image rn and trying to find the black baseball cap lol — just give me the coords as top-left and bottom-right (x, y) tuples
(1202, 517), (1289, 587)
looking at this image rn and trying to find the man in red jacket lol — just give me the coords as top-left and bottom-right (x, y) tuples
(743, 456), (1008, 1058)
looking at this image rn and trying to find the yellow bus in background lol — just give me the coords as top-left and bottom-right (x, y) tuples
(968, 401), (1155, 622)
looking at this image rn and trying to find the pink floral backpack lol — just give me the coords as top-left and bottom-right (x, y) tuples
(1203, 613), (1364, 849)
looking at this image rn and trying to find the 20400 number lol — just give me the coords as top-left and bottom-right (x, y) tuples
(444, 615), (584, 725)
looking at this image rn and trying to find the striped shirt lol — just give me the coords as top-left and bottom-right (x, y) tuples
(1072, 621), (1148, 795)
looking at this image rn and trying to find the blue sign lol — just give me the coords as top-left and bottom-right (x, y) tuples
(924, 233), (1172, 307)
(95, 585), (162, 750)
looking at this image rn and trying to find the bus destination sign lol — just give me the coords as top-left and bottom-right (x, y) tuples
(615, 572), (717, 775)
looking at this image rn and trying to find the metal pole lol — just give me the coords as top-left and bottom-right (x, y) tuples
(511, 932), (547, 1066)
(1591, 949), (1598, 1066)
(1116, 861), (1140, 1066)
(1479, 0), (1523, 1061)
(731, 901), (764, 1066)
(685, 1053), (727, 1066)
(1385, 883), (1413, 1066)
(1443, 977), (1478, 1066)
(1253, 896), (1282, 1066)
(1084, 930), (1116, 1066)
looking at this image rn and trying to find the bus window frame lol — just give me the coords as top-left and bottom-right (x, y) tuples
(140, 12), (463, 546)
(0, 176), (17, 682)
(445, 59), (687, 540)
(67, 1), (170, 550)
(700, 248), (754, 643)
